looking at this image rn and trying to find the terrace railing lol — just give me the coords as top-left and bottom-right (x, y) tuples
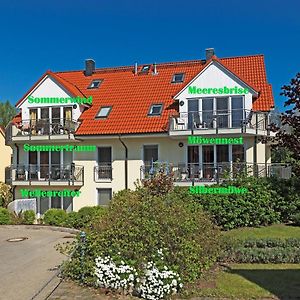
(5, 118), (80, 141)
(169, 109), (270, 133)
(140, 162), (291, 182)
(7, 164), (84, 184)
(94, 164), (113, 180)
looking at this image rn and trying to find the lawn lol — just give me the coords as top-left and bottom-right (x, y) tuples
(181, 263), (300, 299)
(223, 223), (300, 240)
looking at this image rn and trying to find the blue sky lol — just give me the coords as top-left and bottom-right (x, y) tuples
(0, 0), (299, 111)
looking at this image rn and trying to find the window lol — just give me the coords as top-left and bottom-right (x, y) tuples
(88, 79), (102, 89)
(140, 65), (151, 73)
(96, 106), (112, 118)
(97, 147), (112, 180)
(148, 104), (163, 116)
(232, 145), (245, 162)
(97, 188), (112, 206)
(171, 73), (185, 83)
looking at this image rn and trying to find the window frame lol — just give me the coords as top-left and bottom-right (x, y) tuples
(140, 65), (151, 73)
(171, 73), (185, 83)
(97, 188), (112, 206)
(96, 106), (112, 119)
(87, 79), (103, 89)
(148, 103), (163, 116)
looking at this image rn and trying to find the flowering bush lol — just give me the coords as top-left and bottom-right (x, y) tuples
(94, 249), (183, 299)
(138, 261), (182, 299)
(95, 255), (137, 292)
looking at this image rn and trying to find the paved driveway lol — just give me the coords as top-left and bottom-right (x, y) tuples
(0, 226), (75, 300)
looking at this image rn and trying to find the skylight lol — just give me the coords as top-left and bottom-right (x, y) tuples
(171, 73), (185, 83)
(96, 106), (112, 118)
(148, 104), (163, 116)
(140, 65), (151, 73)
(88, 79), (103, 89)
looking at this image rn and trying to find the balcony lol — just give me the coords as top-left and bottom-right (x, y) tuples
(169, 109), (271, 136)
(140, 162), (291, 184)
(94, 164), (112, 181)
(6, 164), (84, 186)
(5, 118), (80, 143)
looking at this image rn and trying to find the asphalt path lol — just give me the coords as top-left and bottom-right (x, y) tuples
(0, 226), (75, 300)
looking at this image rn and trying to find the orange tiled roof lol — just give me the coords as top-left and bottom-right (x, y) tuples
(17, 54), (274, 135)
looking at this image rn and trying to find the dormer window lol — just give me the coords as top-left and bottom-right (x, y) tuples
(171, 73), (185, 83)
(140, 65), (151, 73)
(88, 79), (103, 89)
(96, 106), (112, 118)
(148, 104), (163, 116)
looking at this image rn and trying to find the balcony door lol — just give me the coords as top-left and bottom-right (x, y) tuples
(29, 152), (38, 179)
(40, 108), (50, 134)
(52, 107), (61, 134)
(50, 151), (62, 180)
(188, 146), (199, 179)
(97, 147), (112, 179)
(188, 99), (199, 129)
(202, 98), (213, 129)
(232, 96), (244, 128)
(202, 146), (214, 179)
(216, 97), (229, 128)
(40, 151), (49, 179)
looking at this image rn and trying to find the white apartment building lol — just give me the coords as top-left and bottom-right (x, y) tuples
(5, 49), (289, 214)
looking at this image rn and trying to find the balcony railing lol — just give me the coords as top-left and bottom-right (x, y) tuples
(169, 109), (270, 133)
(140, 162), (292, 182)
(5, 118), (80, 142)
(94, 164), (112, 180)
(6, 164), (84, 184)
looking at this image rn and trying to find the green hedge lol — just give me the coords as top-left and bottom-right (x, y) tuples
(22, 210), (35, 224)
(43, 209), (67, 226)
(222, 237), (300, 263)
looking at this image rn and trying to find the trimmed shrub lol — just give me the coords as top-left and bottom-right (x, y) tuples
(61, 188), (221, 285)
(0, 207), (11, 224)
(43, 209), (67, 226)
(221, 237), (300, 263)
(75, 206), (106, 229)
(22, 210), (35, 225)
(64, 211), (79, 228)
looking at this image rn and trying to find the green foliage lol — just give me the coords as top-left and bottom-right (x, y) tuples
(0, 100), (17, 127)
(292, 212), (300, 226)
(43, 209), (67, 226)
(140, 170), (174, 196)
(64, 211), (79, 228)
(75, 206), (106, 229)
(0, 207), (11, 224)
(61, 188), (221, 284)
(269, 177), (300, 222)
(192, 177), (280, 230)
(22, 210), (35, 225)
(0, 182), (13, 208)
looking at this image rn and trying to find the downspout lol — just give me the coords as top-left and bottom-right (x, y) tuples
(118, 135), (128, 189)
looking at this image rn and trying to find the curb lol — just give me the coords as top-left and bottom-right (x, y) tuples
(0, 224), (80, 234)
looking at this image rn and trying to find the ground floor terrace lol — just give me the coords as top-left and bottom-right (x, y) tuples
(8, 135), (291, 213)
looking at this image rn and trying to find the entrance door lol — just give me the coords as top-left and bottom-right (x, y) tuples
(188, 146), (199, 179)
(202, 146), (214, 179)
(188, 99), (199, 129)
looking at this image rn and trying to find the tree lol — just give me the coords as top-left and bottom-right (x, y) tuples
(0, 101), (17, 128)
(271, 73), (300, 175)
